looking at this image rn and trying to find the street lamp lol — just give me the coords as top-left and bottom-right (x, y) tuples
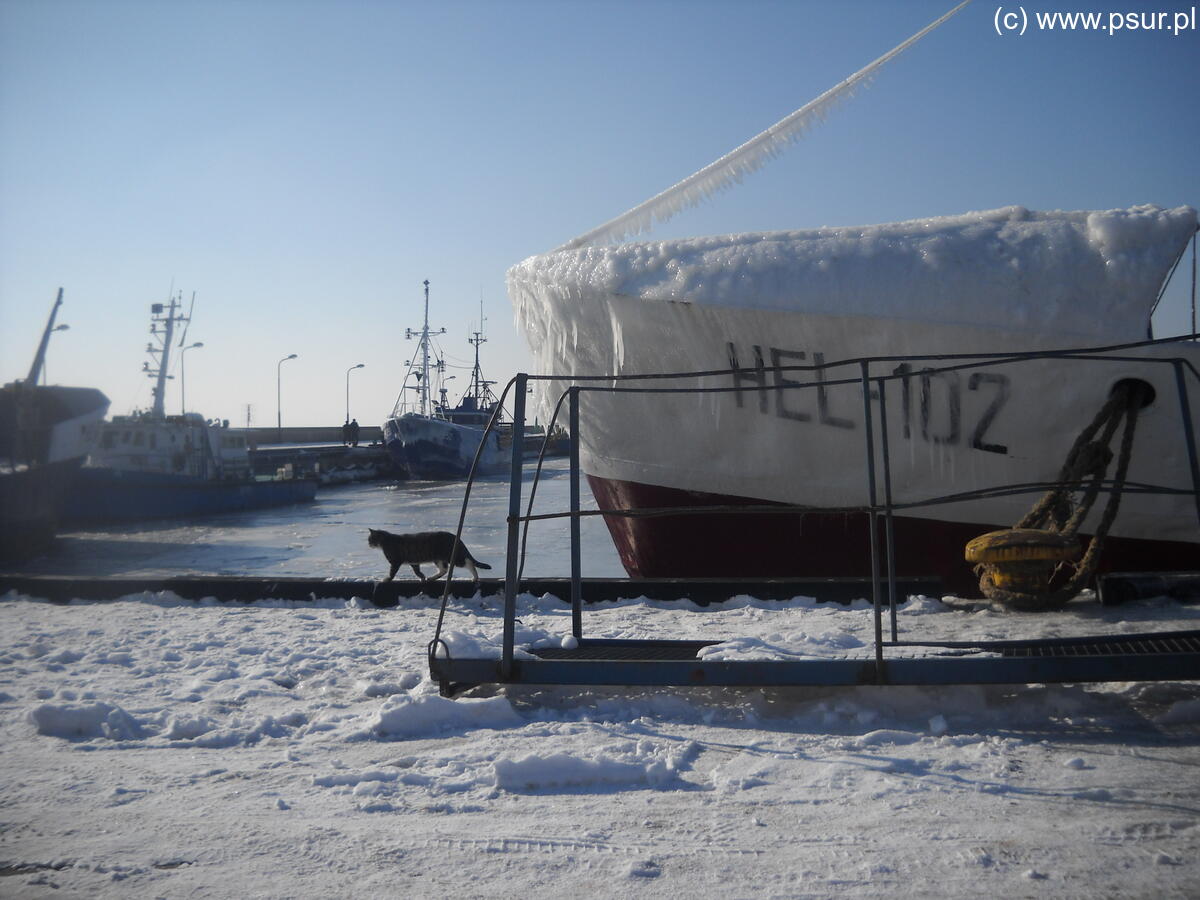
(180, 342), (204, 415)
(277, 353), (298, 442)
(345, 363), (365, 424)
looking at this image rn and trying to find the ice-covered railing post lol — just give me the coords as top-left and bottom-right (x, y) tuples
(501, 373), (528, 680)
(876, 371), (901, 643)
(859, 361), (885, 677)
(1173, 360), (1200, 528)
(569, 385), (583, 639)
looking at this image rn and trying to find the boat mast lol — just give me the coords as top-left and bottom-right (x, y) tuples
(405, 279), (445, 417)
(421, 281), (431, 416)
(467, 299), (494, 407)
(25, 288), (65, 385)
(145, 293), (189, 420)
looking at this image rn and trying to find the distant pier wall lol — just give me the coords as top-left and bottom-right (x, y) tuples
(239, 426), (396, 480)
(242, 425), (383, 448)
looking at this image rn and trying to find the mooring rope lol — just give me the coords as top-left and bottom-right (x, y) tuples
(974, 380), (1148, 611)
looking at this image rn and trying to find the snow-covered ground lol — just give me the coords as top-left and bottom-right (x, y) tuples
(3, 585), (1199, 898)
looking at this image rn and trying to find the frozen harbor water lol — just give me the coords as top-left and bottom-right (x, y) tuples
(12, 459), (625, 580)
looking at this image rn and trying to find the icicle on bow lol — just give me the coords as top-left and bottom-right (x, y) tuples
(555, 1), (973, 253)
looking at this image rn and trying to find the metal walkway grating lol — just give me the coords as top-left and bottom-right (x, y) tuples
(895, 629), (1200, 659)
(532, 640), (719, 661)
(1002, 634), (1200, 658)
(529, 631), (1200, 663)
(434, 629), (1200, 695)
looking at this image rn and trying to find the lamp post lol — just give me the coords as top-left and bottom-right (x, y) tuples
(180, 342), (203, 415)
(345, 363), (365, 424)
(277, 353), (297, 442)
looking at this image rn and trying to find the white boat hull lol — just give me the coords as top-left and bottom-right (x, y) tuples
(508, 206), (1200, 591)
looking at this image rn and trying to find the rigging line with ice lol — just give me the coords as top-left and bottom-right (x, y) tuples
(555, 0), (973, 252)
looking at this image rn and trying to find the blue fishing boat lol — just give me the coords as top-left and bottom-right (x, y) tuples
(62, 295), (316, 524)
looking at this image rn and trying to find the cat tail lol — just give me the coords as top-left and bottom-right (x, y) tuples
(458, 543), (492, 571)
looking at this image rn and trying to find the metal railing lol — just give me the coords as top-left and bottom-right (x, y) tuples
(428, 335), (1200, 680)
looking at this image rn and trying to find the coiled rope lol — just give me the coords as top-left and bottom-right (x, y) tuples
(967, 379), (1149, 611)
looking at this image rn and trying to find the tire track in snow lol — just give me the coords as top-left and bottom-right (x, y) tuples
(416, 834), (763, 857)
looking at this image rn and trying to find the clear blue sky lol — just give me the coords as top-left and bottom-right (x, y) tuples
(2, 0), (1197, 427)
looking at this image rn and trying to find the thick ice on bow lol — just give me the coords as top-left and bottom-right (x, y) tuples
(512, 204), (1198, 344)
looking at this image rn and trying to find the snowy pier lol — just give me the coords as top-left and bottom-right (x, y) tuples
(4, 574), (1198, 698)
(0, 574), (939, 607)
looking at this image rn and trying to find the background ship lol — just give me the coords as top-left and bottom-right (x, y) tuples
(62, 294), (316, 524)
(0, 290), (109, 560)
(383, 281), (507, 480)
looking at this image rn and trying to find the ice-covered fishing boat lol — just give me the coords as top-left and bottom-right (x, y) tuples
(62, 295), (316, 524)
(383, 281), (507, 480)
(505, 3), (1200, 595)
(510, 205), (1200, 593)
(1, 290), (109, 560)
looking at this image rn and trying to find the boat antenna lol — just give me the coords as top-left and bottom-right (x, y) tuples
(177, 290), (197, 347)
(26, 287), (65, 385)
(1191, 228), (1197, 339)
(555, 0), (973, 251)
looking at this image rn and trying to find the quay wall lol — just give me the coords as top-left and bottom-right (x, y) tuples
(242, 425), (383, 447)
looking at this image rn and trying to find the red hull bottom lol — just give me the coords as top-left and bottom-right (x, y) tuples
(587, 475), (1199, 598)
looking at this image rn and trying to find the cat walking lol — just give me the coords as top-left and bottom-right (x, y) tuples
(367, 528), (492, 582)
